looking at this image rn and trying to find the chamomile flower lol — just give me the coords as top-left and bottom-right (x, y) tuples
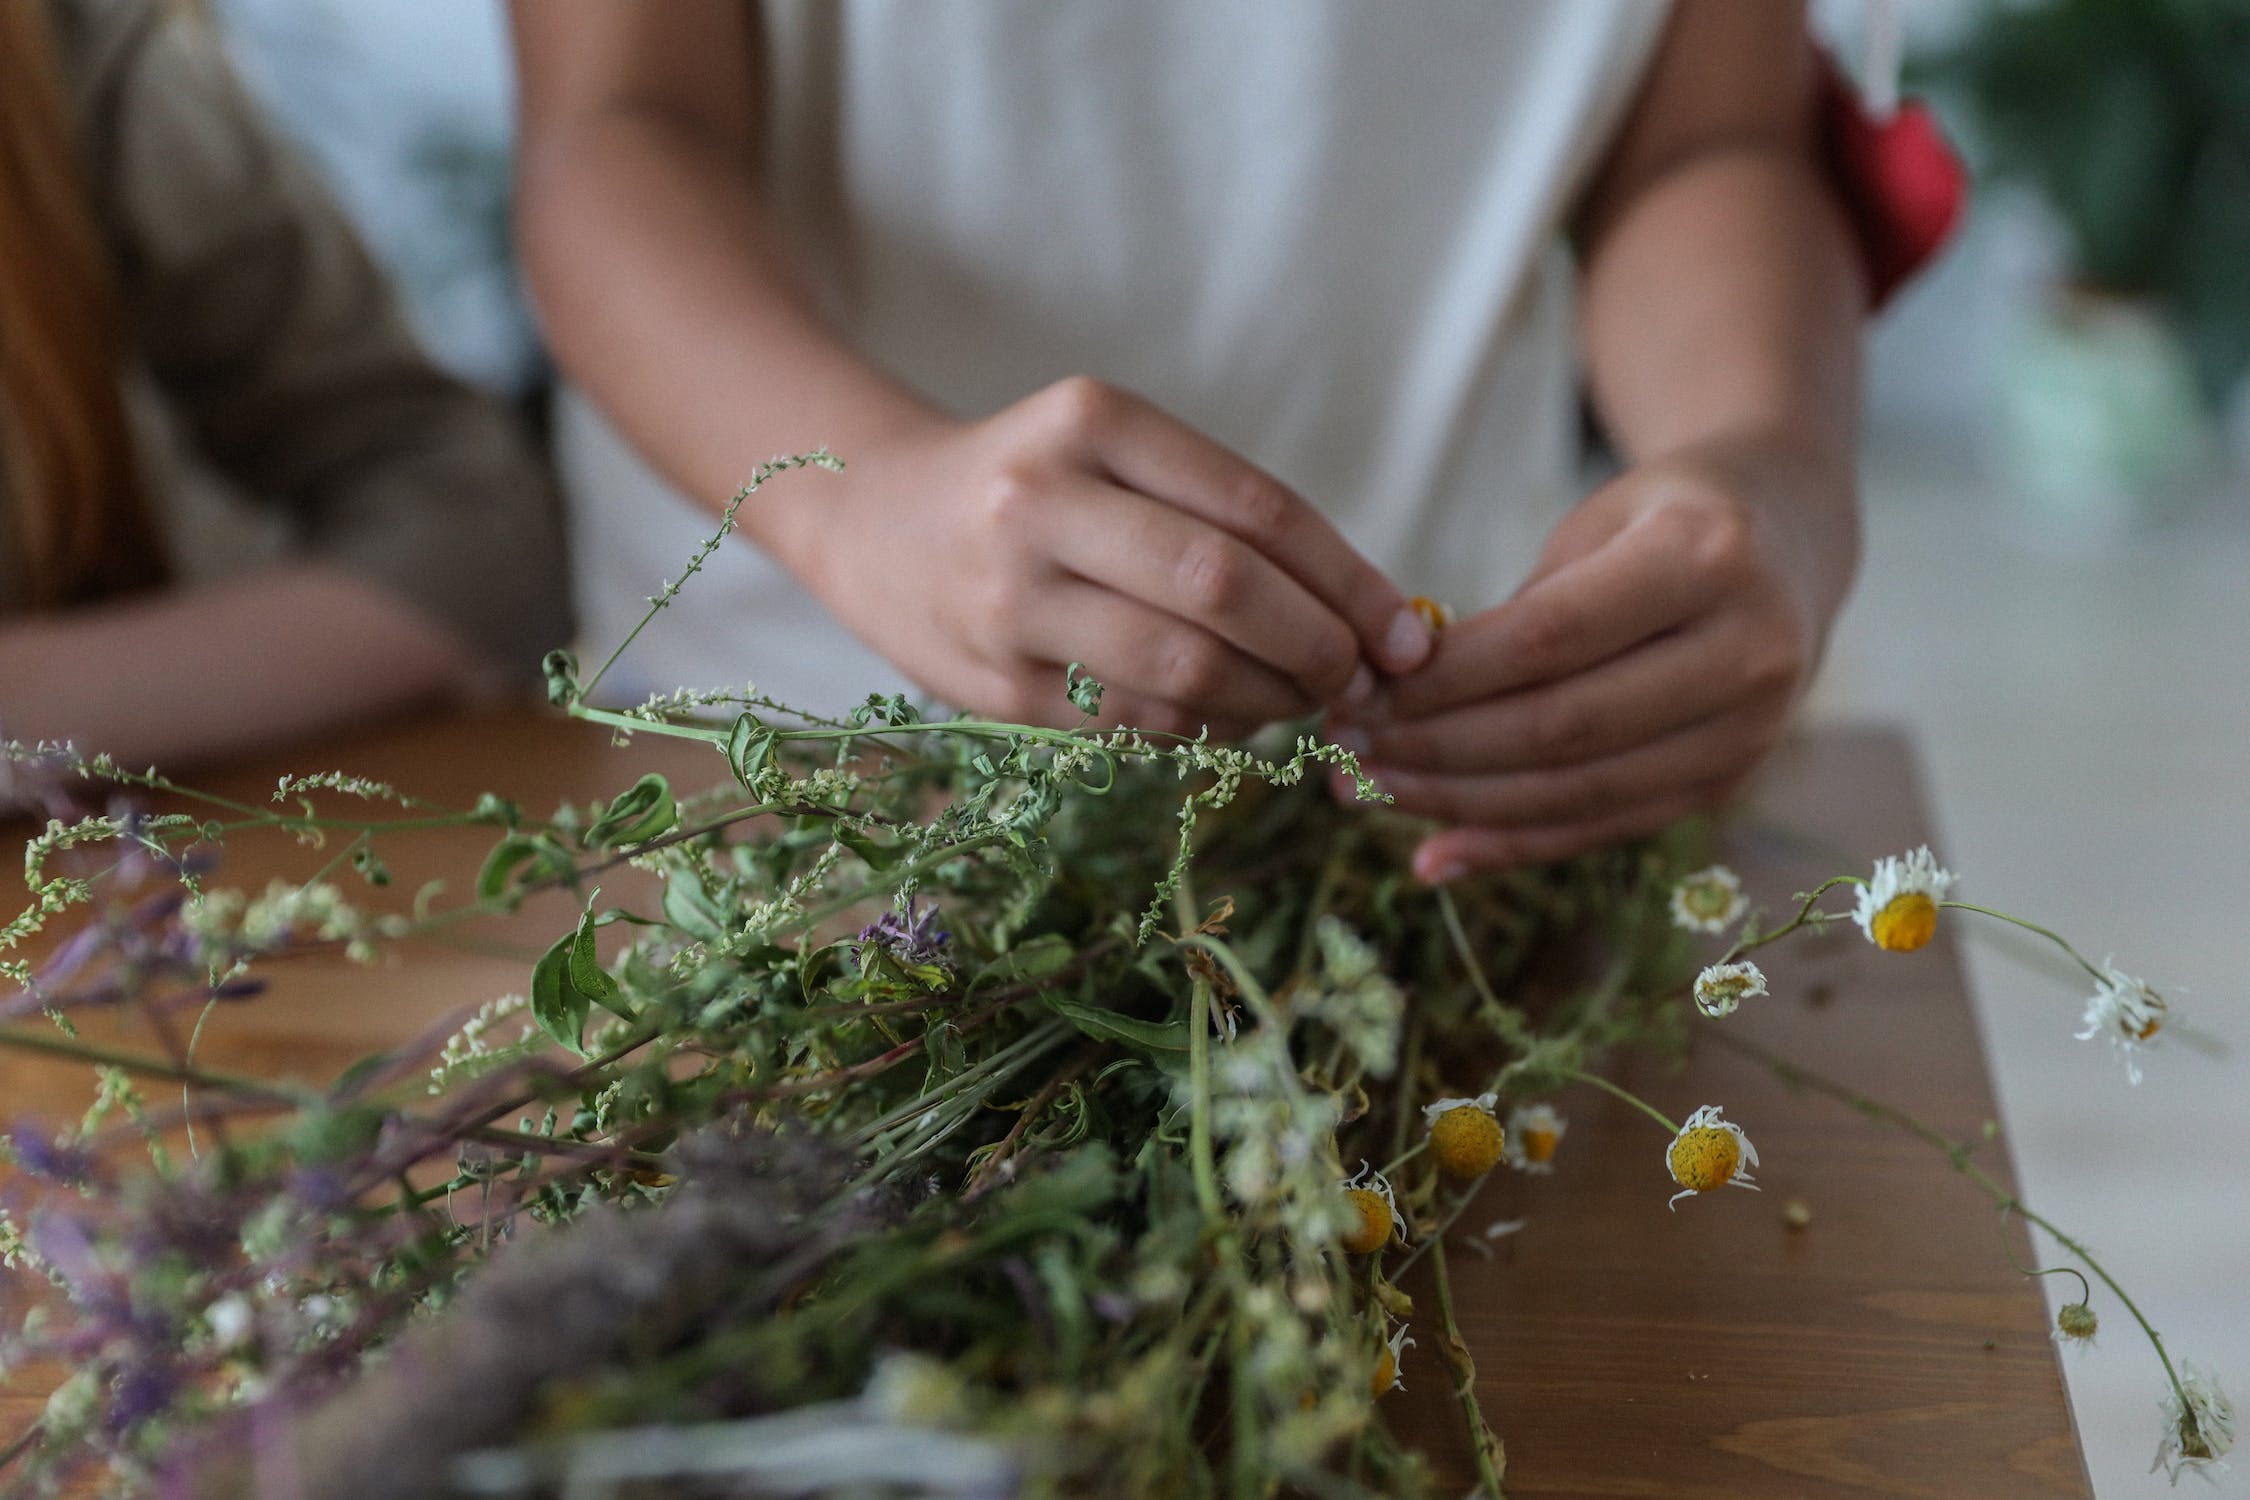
(1503, 1104), (1566, 1174)
(1669, 865), (1747, 934)
(1851, 846), (1956, 952)
(1371, 1319), (1415, 1397)
(2077, 964), (2169, 1085)
(2154, 1366), (2235, 1483)
(1338, 1161), (1401, 1255)
(2054, 1302), (2099, 1347)
(1692, 961), (1767, 1019)
(1422, 1093), (1503, 1178)
(1664, 1104), (1759, 1210)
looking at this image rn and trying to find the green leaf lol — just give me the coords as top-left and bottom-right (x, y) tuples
(569, 908), (626, 1016)
(727, 713), (778, 790)
(542, 649), (580, 708)
(477, 834), (576, 907)
(834, 828), (901, 872)
(585, 774), (678, 849)
(662, 868), (731, 944)
(973, 934), (1074, 993)
(1043, 992), (1188, 1056)
(529, 933), (587, 1055)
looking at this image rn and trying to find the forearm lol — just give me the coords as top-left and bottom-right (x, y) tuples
(0, 564), (488, 770)
(515, 109), (939, 583)
(1579, 144), (1866, 620)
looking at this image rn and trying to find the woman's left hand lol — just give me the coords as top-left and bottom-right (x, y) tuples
(1328, 435), (1856, 883)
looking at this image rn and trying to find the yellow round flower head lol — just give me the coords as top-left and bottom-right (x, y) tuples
(1337, 1162), (1400, 1256)
(2055, 1302), (2099, 1344)
(1851, 846), (1957, 953)
(1503, 1103), (1566, 1175)
(1422, 1093), (1503, 1178)
(1371, 1320), (1415, 1397)
(1669, 864), (1747, 934)
(1664, 1104), (1759, 1210)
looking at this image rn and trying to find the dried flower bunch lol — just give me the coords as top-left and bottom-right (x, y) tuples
(0, 458), (2230, 1496)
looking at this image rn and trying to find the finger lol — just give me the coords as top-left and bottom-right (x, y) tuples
(1413, 778), (1739, 882)
(1060, 381), (1434, 675)
(1341, 609), (1794, 775)
(1380, 499), (1742, 720)
(1347, 709), (1773, 827)
(1037, 478), (1376, 709)
(1018, 579), (1310, 728)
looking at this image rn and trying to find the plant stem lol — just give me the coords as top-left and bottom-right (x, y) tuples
(1939, 902), (2109, 984)
(1707, 1027), (2192, 1413)
(1726, 875), (1859, 961)
(1435, 888), (1531, 1050)
(1430, 1237), (1505, 1499)
(1554, 1066), (1680, 1136)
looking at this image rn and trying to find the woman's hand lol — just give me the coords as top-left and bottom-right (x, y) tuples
(1328, 435), (1855, 880)
(797, 376), (1435, 736)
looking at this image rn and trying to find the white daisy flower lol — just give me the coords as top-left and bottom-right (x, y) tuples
(1664, 1104), (1759, 1210)
(2053, 1301), (2099, 1348)
(1420, 1092), (1498, 1126)
(1669, 865), (1747, 934)
(2077, 964), (2169, 1085)
(1692, 961), (1767, 1019)
(2154, 1366), (2235, 1482)
(1503, 1104), (1566, 1174)
(1372, 1318), (1416, 1397)
(1337, 1161), (1402, 1254)
(1851, 846), (1957, 953)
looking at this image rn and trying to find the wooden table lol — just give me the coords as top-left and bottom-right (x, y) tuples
(0, 710), (2092, 1497)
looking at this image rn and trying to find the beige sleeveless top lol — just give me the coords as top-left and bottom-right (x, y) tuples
(560, 1), (1672, 712)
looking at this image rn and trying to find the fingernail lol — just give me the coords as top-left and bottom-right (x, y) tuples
(1422, 859), (1470, 887)
(1383, 607), (1435, 673)
(1328, 724), (1371, 757)
(1338, 663), (1377, 711)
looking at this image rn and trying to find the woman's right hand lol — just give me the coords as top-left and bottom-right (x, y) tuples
(791, 377), (1435, 737)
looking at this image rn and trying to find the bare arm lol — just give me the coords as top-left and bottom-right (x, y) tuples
(1337, 1), (1867, 877)
(0, 565), (485, 771)
(509, 4), (1430, 734)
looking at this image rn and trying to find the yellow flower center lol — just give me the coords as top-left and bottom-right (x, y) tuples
(1372, 1348), (1397, 1397)
(1429, 1107), (1505, 1178)
(1667, 1126), (1740, 1193)
(1339, 1188), (1393, 1256)
(2056, 1302), (2099, 1340)
(1521, 1126), (1558, 1164)
(1680, 883), (1733, 921)
(1870, 891), (1938, 952)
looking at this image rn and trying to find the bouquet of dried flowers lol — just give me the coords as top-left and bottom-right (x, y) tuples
(0, 458), (2231, 1497)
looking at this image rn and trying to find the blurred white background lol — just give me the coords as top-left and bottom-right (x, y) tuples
(210, 3), (2247, 1493)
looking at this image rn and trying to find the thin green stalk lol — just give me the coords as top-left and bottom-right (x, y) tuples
(1724, 875), (1860, 961)
(1708, 1027), (2192, 1413)
(1187, 973), (1223, 1225)
(1553, 1066), (1679, 1136)
(0, 1026), (305, 1104)
(1939, 902), (2109, 984)
(1430, 1237), (1505, 1499)
(1435, 888), (1531, 1050)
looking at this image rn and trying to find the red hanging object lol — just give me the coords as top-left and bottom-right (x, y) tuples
(1814, 49), (1969, 312)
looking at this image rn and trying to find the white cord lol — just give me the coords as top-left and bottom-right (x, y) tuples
(1863, 0), (1902, 121)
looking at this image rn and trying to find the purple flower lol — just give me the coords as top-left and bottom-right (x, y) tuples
(7, 1122), (100, 1186)
(855, 898), (952, 968)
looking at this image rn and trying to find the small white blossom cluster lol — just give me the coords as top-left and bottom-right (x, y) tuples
(1299, 919), (1404, 1076)
(271, 771), (415, 807)
(429, 993), (535, 1094)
